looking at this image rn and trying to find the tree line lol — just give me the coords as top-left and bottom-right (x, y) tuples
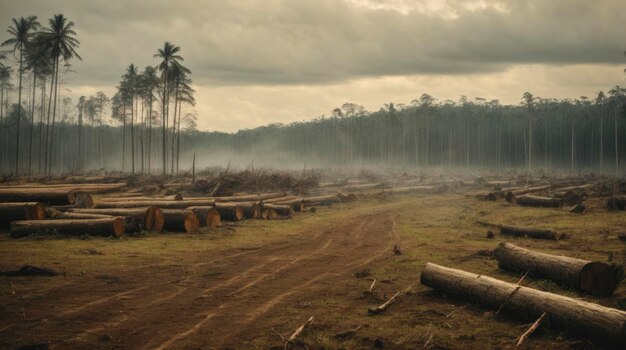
(0, 14), (196, 177)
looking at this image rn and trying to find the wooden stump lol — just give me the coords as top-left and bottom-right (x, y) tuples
(494, 242), (620, 296)
(420, 262), (626, 344)
(10, 217), (125, 238)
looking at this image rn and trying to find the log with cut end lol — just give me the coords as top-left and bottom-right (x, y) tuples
(102, 194), (183, 201)
(10, 217), (125, 238)
(46, 208), (113, 220)
(552, 190), (584, 205)
(0, 188), (75, 205)
(205, 192), (287, 203)
(499, 225), (562, 240)
(231, 201), (261, 219)
(505, 185), (551, 203)
(263, 195), (299, 204)
(214, 202), (245, 221)
(161, 209), (199, 233)
(70, 192), (95, 208)
(515, 195), (563, 208)
(0, 202), (46, 225)
(262, 204), (294, 218)
(96, 199), (215, 209)
(494, 242), (620, 296)
(261, 208), (278, 219)
(272, 198), (304, 212)
(70, 207), (164, 233)
(607, 197), (626, 210)
(186, 206), (221, 228)
(420, 262), (626, 344)
(0, 182), (127, 193)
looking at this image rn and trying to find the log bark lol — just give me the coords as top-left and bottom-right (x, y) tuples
(494, 242), (620, 297)
(420, 262), (626, 344)
(214, 202), (245, 221)
(263, 195), (299, 204)
(46, 208), (112, 220)
(499, 225), (563, 240)
(0, 202), (45, 225)
(96, 199), (215, 209)
(505, 185), (551, 203)
(70, 207), (164, 233)
(551, 190), (584, 206)
(0, 188), (74, 205)
(10, 217), (125, 238)
(272, 199), (304, 212)
(228, 201), (261, 219)
(262, 204), (294, 218)
(161, 209), (199, 233)
(102, 194), (183, 201)
(261, 208), (278, 219)
(186, 206), (221, 228)
(206, 192), (287, 203)
(515, 195), (563, 208)
(302, 195), (340, 206)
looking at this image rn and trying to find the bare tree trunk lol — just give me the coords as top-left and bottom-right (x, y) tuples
(122, 103), (126, 172)
(47, 56), (60, 176)
(14, 47), (24, 177)
(28, 73), (37, 176)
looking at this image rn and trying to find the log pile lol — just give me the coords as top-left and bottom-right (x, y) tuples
(10, 217), (125, 238)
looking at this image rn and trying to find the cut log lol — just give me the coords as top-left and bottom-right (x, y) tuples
(302, 195), (340, 206)
(607, 197), (626, 211)
(273, 199), (304, 212)
(161, 209), (199, 233)
(505, 185), (551, 203)
(499, 225), (563, 240)
(552, 190), (583, 205)
(263, 195), (299, 204)
(337, 192), (357, 202)
(102, 194), (183, 201)
(232, 201), (261, 219)
(10, 217), (125, 238)
(494, 242), (620, 297)
(205, 192), (287, 203)
(420, 262), (626, 344)
(186, 206), (221, 228)
(46, 208), (112, 220)
(262, 208), (278, 219)
(515, 195), (563, 208)
(262, 204), (295, 218)
(70, 207), (164, 233)
(0, 202), (46, 225)
(71, 192), (95, 208)
(214, 202), (245, 221)
(96, 199), (216, 209)
(0, 182), (126, 192)
(0, 188), (75, 205)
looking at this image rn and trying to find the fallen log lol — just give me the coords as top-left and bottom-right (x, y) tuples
(102, 194), (183, 201)
(494, 242), (620, 297)
(0, 188), (76, 205)
(262, 208), (278, 219)
(263, 195), (299, 204)
(607, 197), (626, 211)
(505, 185), (551, 203)
(208, 192), (287, 203)
(214, 202), (245, 221)
(70, 207), (164, 233)
(302, 195), (340, 206)
(274, 199), (304, 212)
(552, 190), (583, 205)
(186, 206), (221, 228)
(499, 225), (563, 240)
(515, 195), (563, 208)
(262, 204), (294, 218)
(337, 192), (357, 202)
(46, 208), (112, 220)
(96, 199), (216, 209)
(420, 262), (626, 344)
(161, 209), (199, 233)
(233, 201), (261, 219)
(10, 217), (125, 238)
(0, 202), (46, 225)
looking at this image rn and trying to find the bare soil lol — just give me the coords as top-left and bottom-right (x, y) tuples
(1, 193), (624, 349)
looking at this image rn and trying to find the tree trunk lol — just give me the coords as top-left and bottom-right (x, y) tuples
(214, 202), (245, 221)
(14, 48), (24, 177)
(515, 195), (563, 208)
(46, 208), (112, 220)
(10, 217), (125, 238)
(47, 56), (60, 176)
(499, 225), (562, 240)
(28, 73), (37, 176)
(161, 209), (199, 233)
(96, 199), (215, 209)
(420, 262), (626, 344)
(0, 188), (78, 205)
(504, 185), (551, 203)
(494, 242), (620, 297)
(186, 206), (221, 228)
(71, 207), (164, 233)
(0, 202), (46, 225)
(262, 203), (294, 217)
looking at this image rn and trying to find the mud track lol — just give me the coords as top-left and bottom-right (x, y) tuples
(1, 207), (401, 349)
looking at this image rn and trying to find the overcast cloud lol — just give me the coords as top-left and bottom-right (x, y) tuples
(1, 0), (624, 131)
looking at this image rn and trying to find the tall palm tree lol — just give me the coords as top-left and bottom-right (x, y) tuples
(39, 14), (80, 176)
(2, 16), (40, 176)
(154, 42), (183, 175)
(122, 63), (138, 173)
(141, 66), (158, 173)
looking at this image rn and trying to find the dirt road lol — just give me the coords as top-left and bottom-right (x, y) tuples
(1, 206), (401, 349)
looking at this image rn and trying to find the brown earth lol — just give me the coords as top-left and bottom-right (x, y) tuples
(1, 193), (625, 349)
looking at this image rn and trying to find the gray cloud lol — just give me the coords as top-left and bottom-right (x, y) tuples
(1, 0), (624, 87)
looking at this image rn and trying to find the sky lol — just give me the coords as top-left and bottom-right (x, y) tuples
(0, 0), (624, 132)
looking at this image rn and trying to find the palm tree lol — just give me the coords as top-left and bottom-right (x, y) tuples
(39, 14), (81, 176)
(2, 16), (40, 176)
(141, 66), (158, 173)
(122, 63), (138, 173)
(154, 42), (183, 175)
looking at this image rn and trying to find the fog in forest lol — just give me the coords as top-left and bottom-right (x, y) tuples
(1, 0), (625, 175)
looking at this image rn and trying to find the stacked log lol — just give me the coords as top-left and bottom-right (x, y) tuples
(102, 194), (183, 201)
(494, 243), (620, 297)
(515, 195), (563, 208)
(96, 199), (216, 209)
(270, 198), (304, 212)
(303, 195), (340, 206)
(161, 209), (199, 233)
(186, 206), (221, 228)
(46, 208), (112, 220)
(505, 185), (551, 203)
(261, 208), (278, 219)
(233, 201), (261, 219)
(420, 263), (626, 344)
(0, 188), (78, 205)
(214, 202), (245, 221)
(207, 192), (287, 202)
(262, 204), (294, 218)
(499, 225), (563, 240)
(552, 190), (584, 206)
(70, 207), (164, 233)
(0, 202), (45, 225)
(10, 217), (125, 238)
